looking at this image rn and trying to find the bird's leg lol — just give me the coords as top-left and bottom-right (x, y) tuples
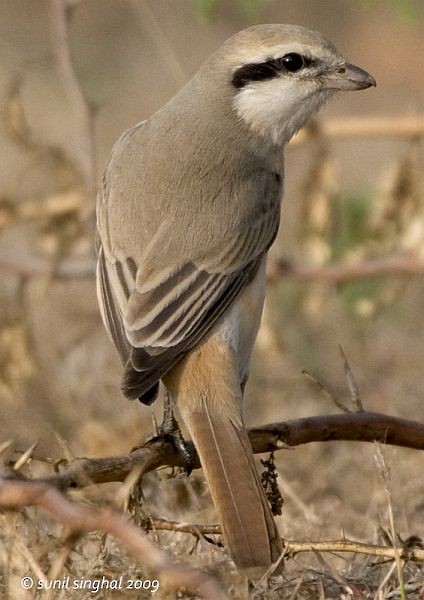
(132, 390), (193, 474)
(156, 389), (194, 475)
(160, 388), (178, 433)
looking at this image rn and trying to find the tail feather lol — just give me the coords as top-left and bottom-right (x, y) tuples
(164, 333), (283, 570)
(187, 397), (282, 568)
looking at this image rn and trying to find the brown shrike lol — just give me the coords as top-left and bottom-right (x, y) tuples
(96, 24), (375, 570)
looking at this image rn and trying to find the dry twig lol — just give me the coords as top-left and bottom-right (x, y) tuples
(267, 255), (424, 284)
(284, 539), (424, 563)
(1, 411), (422, 492)
(148, 517), (221, 537)
(291, 115), (424, 146)
(0, 477), (227, 600)
(3, 252), (424, 284)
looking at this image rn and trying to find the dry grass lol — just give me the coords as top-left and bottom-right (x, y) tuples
(0, 421), (423, 598)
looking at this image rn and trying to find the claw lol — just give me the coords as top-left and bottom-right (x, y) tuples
(157, 391), (194, 475)
(137, 390), (194, 474)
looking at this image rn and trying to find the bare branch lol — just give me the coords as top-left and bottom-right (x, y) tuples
(252, 412), (424, 452)
(3, 252), (424, 286)
(3, 411), (421, 492)
(149, 518), (222, 537)
(0, 254), (95, 279)
(267, 255), (424, 284)
(291, 115), (424, 146)
(284, 539), (424, 562)
(0, 477), (227, 600)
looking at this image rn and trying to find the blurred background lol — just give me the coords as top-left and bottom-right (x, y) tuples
(0, 0), (423, 564)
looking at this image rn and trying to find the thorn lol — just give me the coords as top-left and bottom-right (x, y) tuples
(276, 440), (291, 450)
(0, 439), (14, 456)
(54, 431), (74, 463)
(13, 441), (38, 471)
(338, 345), (364, 412)
(115, 464), (144, 511)
(151, 413), (159, 437)
(302, 369), (351, 413)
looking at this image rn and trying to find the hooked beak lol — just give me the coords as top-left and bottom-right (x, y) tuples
(323, 63), (376, 91)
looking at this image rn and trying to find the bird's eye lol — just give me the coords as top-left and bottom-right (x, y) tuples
(280, 53), (306, 72)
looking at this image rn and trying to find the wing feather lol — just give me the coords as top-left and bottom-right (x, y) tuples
(96, 121), (282, 403)
(96, 245), (130, 364)
(121, 256), (262, 401)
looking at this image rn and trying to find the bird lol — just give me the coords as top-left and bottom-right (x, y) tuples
(96, 24), (375, 571)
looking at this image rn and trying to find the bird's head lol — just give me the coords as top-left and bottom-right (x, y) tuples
(208, 24), (375, 145)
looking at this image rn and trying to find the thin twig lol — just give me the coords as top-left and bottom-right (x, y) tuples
(374, 446), (407, 600)
(14, 537), (47, 584)
(45, 545), (73, 600)
(4, 253), (424, 283)
(149, 517), (221, 536)
(284, 539), (424, 562)
(291, 115), (424, 146)
(267, 255), (424, 284)
(0, 478), (227, 600)
(0, 254), (96, 279)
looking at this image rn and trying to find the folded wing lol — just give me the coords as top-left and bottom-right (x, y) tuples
(96, 124), (281, 404)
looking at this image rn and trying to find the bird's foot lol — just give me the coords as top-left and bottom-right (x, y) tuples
(139, 390), (193, 475)
(159, 391), (194, 474)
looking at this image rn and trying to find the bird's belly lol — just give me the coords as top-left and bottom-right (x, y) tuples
(217, 256), (267, 383)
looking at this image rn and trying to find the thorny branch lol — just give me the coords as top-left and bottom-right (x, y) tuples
(0, 478), (228, 600)
(145, 518), (424, 563)
(2, 411), (423, 493)
(0, 477), (422, 599)
(285, 539), (424, 562)
(1, 365), (423, 584)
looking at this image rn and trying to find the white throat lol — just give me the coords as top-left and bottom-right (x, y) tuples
(234, 78), (334, 145)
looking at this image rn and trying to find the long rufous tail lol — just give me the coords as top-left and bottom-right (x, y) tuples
(164, 336), (282, 570)
(187, 399), (282, 568)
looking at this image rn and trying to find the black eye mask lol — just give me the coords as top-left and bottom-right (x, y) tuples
(232, 52), (311, 89)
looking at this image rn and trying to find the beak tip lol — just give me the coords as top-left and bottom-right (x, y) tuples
(367, 74), (377, 88)
(345, 63), (376, 90)
(324, 63), (377, 91)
